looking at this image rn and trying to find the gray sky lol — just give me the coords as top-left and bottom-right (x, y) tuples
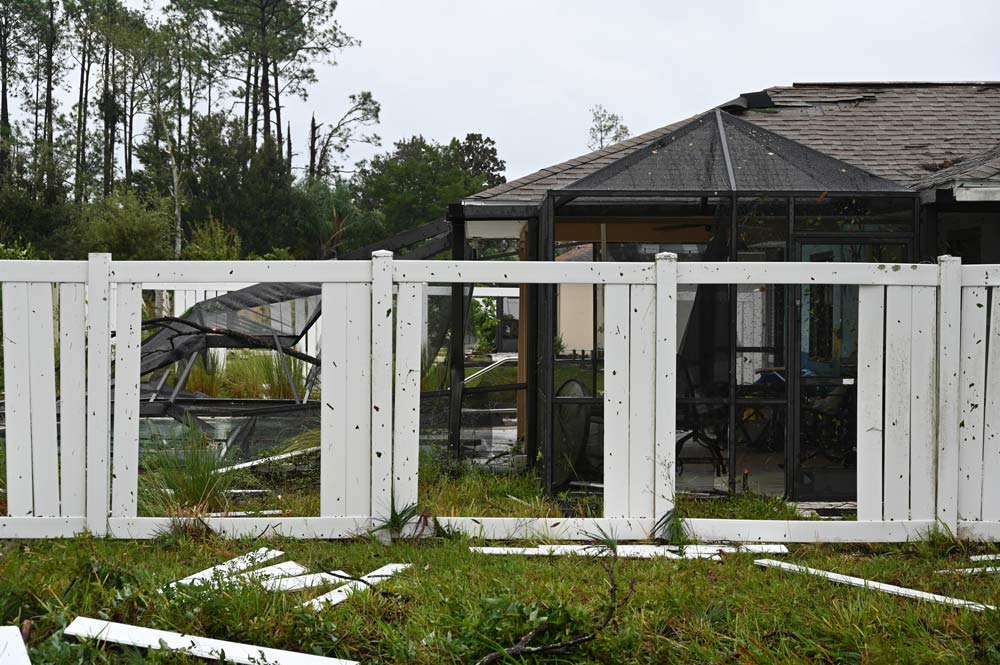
(299, 0), (1000, 181)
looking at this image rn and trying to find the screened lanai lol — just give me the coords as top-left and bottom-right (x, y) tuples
(447, 108), (919, 501)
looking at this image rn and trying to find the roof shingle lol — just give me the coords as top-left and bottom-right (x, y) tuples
(470, 83), (1000, 205)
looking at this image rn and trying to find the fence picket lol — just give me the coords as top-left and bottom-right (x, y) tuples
(86, 254), (112, 535)
(370, 252), (394, 523)
(2, 283), (33, 516)
(856, 285), (885, 521)
(628, 284), (656, 519)
(604, 284), (631, 519)
(59, 283), (87, 516)
(654, 253), (678, 529)
(982, 286), (1000, 521)
(883, 285), (912, 521)
(111, 283), (143, 518)
(909, 286), (937, 520)
(958, 286), (988, 521)
(345, 284), (372, 516)
(393, 283), (423, 512)
(320, 283), (348, 516)
(26, 283), (59, 516)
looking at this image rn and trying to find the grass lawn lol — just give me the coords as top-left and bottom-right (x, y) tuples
(4, 533), (1000, 663)
(5, 449), (997, 663)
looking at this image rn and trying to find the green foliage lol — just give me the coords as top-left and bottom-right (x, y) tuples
(138, 423), (235, 517)
(0, 237), (42, 259)
(588, 104), (631, 150)
(76, 190), (174, 259)
(172, 350), (308, 401)
(182, 215), (242, 260)
(470, 297), (497, 353)
(352, 134), (505, 237)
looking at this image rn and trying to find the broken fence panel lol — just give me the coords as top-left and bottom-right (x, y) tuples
(302, 563), (410, 610)
(64, 617), (357, 665)
(755, 559), (994, 612)
(169, 548), (284, 587)
(0, 626), (30, 665)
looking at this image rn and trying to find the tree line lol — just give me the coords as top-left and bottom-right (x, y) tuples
(0, 0), (506, 260)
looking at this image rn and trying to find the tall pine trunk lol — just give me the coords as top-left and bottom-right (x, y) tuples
(42, 0), (56, 202)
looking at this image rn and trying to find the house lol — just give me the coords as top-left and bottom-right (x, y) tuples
(444, 82), (1000, 500)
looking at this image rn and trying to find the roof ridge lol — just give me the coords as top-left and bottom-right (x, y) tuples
(471, 117), (695, 200)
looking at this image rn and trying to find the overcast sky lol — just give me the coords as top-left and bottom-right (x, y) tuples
(296, 0), (1000, 181)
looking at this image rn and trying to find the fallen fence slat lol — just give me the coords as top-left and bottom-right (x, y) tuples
(214, 448), (319, 475)
(261, 571), (351, 592)
(755, 559), (994, 612)
(935, 566), (1000, 575)
(0, 626), (30, 665)
(170, 548), (284, 587)
(302, 564), (410, 610)
(232, 561), (309, 582)
(64, 617), (357, 664)
(970, 554), (1000, 561)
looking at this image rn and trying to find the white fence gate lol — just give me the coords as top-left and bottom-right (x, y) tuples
(0, 252), (995, 542)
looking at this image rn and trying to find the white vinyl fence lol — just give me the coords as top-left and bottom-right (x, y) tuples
(0, 252), (994, 542)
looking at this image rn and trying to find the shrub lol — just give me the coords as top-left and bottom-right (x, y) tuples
(183, 216), (242, 260)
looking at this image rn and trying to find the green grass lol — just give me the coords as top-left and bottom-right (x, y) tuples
(5, 533), (1000, 663)
(182, 351), (308, 400)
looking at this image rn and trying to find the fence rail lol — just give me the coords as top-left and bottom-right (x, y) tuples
(1, 253), (997, 542)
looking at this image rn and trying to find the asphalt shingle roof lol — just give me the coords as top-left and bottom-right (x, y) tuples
(470, 83), (1000, 205)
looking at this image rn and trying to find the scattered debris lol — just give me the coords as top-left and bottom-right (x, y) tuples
(470, 543), (788, 559)
(302, 564), (410, 610)
(64, 617), (357, 664)
(755, 559), (994, 612)
(261, 571), (351, 592)
(214, 448), (320, 475)
(970, 554), (1000, 562)
(0, 626), (30, 665)
(169, 548), (284, 588)
(204, 509), (284, 517)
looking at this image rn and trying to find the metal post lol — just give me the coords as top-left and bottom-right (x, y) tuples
(448, 218), (466, 458)
(539, 195), (556, 493)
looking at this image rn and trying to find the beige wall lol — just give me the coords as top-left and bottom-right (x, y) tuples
(557, 283), (603, 352)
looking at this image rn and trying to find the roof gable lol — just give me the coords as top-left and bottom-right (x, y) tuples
(469, 83), (1000, 205)
(563, 110), (908, 194)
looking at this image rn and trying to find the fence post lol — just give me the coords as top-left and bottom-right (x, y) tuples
(85, 253), (112, 536)
(936, 255), (962, 534)
(370, 250), (394, 526)
(653, 252), (678, 533)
